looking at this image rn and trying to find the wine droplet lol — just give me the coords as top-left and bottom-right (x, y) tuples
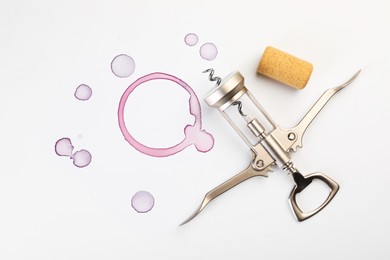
(184, 33), (199, 46)
(55, 138), (74, 157)
(200, 43), (218, 61)
(72, 149), (92, 168)
(74, 84), (92, 101)
(111, 54), (135, 78)
(131, 191), (155, 213)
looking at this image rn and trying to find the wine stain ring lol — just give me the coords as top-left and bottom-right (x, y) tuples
(118, 72), (214, 157)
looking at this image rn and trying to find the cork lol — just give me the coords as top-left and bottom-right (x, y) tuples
(257, 46), (313, 90)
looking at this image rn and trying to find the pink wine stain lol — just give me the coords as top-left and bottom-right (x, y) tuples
(72, 149), (92, 168)
(55, 138), (74, 157)
(200, 43), (218, 61)
(55, 138), (92, 168)
(118, 72), (214, 157)
(131, 191), (155, 213)
(74, 84), (92, 101)
(111, 54), (135, 78)
(184, 33), (218, 61)
(184, 33), (198, 46)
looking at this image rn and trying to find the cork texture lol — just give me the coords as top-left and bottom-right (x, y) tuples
(257, 46), (313, 89)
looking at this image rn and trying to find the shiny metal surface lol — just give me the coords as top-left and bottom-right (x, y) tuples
(288, 172), (340, 221)
(204, 71), (247, 110)
(272, 70), (362, 153)
(182, 70), (360, 225)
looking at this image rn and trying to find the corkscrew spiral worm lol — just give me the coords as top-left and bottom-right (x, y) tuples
(203, 68), (221, 86)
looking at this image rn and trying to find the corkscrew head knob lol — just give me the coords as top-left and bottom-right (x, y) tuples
(204, 71), (247, 111)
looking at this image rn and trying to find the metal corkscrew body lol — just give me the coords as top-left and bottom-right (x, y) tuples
(181, 69), (361, 225)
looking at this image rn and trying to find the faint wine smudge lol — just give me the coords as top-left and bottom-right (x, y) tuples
(55, 138), (92, 168)
(111, 54), (135, 78)
(131, 191), (155, 213)
(184, 33), (218, 61)
(200, 43), (218, 61)
(74, 84), (93, 101)
(55, 138), (74, 157)
(184, 33), (199, 46)
(72, 149), (92, 168)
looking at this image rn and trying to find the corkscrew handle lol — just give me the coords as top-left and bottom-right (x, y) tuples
(277, 70), (361, 153)
(288, 171), (339, 221)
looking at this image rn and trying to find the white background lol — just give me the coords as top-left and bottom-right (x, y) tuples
(1, 0), (389, 259)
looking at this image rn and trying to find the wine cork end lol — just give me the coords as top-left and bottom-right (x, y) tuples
(257, 46), (313, 90)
